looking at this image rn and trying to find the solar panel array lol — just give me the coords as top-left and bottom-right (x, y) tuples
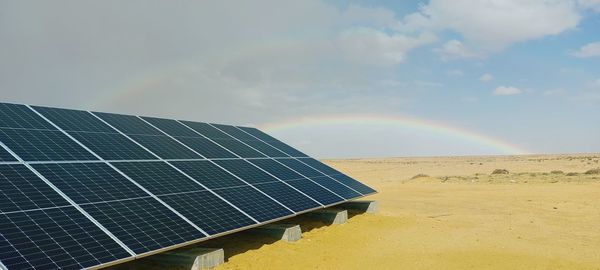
(0, 102), (376, 270)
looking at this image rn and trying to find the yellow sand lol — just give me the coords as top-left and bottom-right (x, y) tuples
(217, 154), (600, 270)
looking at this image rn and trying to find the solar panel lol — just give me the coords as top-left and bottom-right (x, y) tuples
(0, 102), (376, 270)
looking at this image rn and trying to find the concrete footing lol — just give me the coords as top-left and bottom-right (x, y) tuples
(304, 209), (348, 224)
(338, 200), (378, 214)
(249, 223), (302, 242)
(135, 247), (224, 270)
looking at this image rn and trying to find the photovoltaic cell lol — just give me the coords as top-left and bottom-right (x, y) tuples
(159, 191), (256, 235)
(236, 127), (308, 157)
(252, 181), (320, 212)
(309, 176), (361, 199)
(32, 107), (115, 133)
(211, 124), (256, 141)
(69, 132), (156, 160)
(112, 161), (205, 195)
(212, 186), (293, 222)
(81, 197), (205, 254)
(170, 161), (246, 189)
(0, 103), (56, 130)
(0, 207), (131, 270)
(275, 158), (324, 178)
(236, 139), (288, 157)
(180, 121), (231, 139)
(285, 178), (343, 205)
(296, 158), (341, 175)
(174, 137), (236, 159)
(0, 147), (16, 162)
(0, 129), (98, 161)
(32, 162), (148, 204)
(127, 135), (202, 160)
(211, 138), (265, 158)
(214, 159), (277, 185)
(94, 113), (164, 136)
(141, 117), (200, 137)
(297, 158), (375, 194)
(248, 159), (305, 181)
(0, 164), (70, 213)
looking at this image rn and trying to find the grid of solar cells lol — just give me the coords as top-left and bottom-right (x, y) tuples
(248, 159), (305, 181)
(127, 135), (202, 159)
(32, 162), (148, 204)
(170, 161), (246, 189)
(0, 207), (131, 270)
(111, 161), (205, 195)
(32, 107), (115, 133)
(212, 124), (257, 141)
(212, 186), (293, 222)
(94, 113), (164, 136)
(0, 128), (98, 161)
(174, 137), (236, 159)
(285, 178), (343, 205)
(0, 147), (16, 162)
(179, 121), (231, 139)
(0, 103), (56, 130)
(214, 159), (278, 185)
(141, 117), (200, 137)
(309, 176), (361, 199)
(328, 174), (376, 195)
(210, 138), (265, 158)
(213, 125), (288, 157)
(69, 132), (156, 160)
(0, 164), (70, 213)
(81, 197), (205, 254)
(275, 158), (324, 178)
(252, 181), (320, 212)
(236, 127), (308, 157)
(159, 191), (256, 235)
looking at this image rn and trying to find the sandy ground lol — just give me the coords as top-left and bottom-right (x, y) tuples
(212, 154), (600, 270)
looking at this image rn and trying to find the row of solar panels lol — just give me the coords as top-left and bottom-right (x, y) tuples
(0, 102), (376, 270)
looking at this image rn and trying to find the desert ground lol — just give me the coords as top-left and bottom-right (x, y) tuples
(210, 154), (600, 270)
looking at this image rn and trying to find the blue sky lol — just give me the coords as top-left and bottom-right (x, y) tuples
(1, 0), (599, 158)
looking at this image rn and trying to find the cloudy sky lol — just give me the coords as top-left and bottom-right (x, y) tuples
(1, 0), (599, 158)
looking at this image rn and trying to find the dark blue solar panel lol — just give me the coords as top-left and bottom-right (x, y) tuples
(32, 106), (115, 133)
(275, 158), (323, 178)
(309, 176), (361, 199)
(237, 139), (288, 157)
(180, 121), (231, 139)
(159, 191), (256, 235)
(0, 103), (56, 130)
(94, 112), (164, 136)
(214, 159), (276, 185)
(142, 117), (200, 137)
(252, 181), (320, 212)
(69, 132), (156, 160)
(285, 178), (344, 205)
(212, 124), (256, 141)
(328, 174), (376, 195)
(81, 197), (206, 254)
(0, 207), (131, 270)
(296, 158), (341, 175)
(174, 137), (236, 159)
(127, 135), (202, 159)
(211, 138), (265, 158)
(212, 186), (293, 222)
(170, 161), (246, 189)
(112, 161), (205, 195)
(248, 159), (305, 181)
(236, 127), (308, 157)
(0, 129), (98, 161)
(0, 146), (16, 161)
(32, 162), (148, 204)
(0, 164), (70, 213)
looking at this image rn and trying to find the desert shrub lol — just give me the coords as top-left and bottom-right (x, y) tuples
(566, 172), (578, 176)
(584, 168), (600, 175)
(491, 169), (509, 175)
(550, 170), (564, 174)
(411, 174), (429, 179)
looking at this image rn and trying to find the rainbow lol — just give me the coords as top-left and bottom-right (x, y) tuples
(259, 114), (529, 155)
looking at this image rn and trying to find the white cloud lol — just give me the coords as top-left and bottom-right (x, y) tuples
(480, 73), (493, 82)
(493, 86), (523, 96)
(400, 0), (581, 51)
(570, 41), (600, 58)
(336, 28), (436, 66)
(433, 40), (481, 61)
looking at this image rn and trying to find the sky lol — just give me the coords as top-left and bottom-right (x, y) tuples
(1, 0), (599, 158)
